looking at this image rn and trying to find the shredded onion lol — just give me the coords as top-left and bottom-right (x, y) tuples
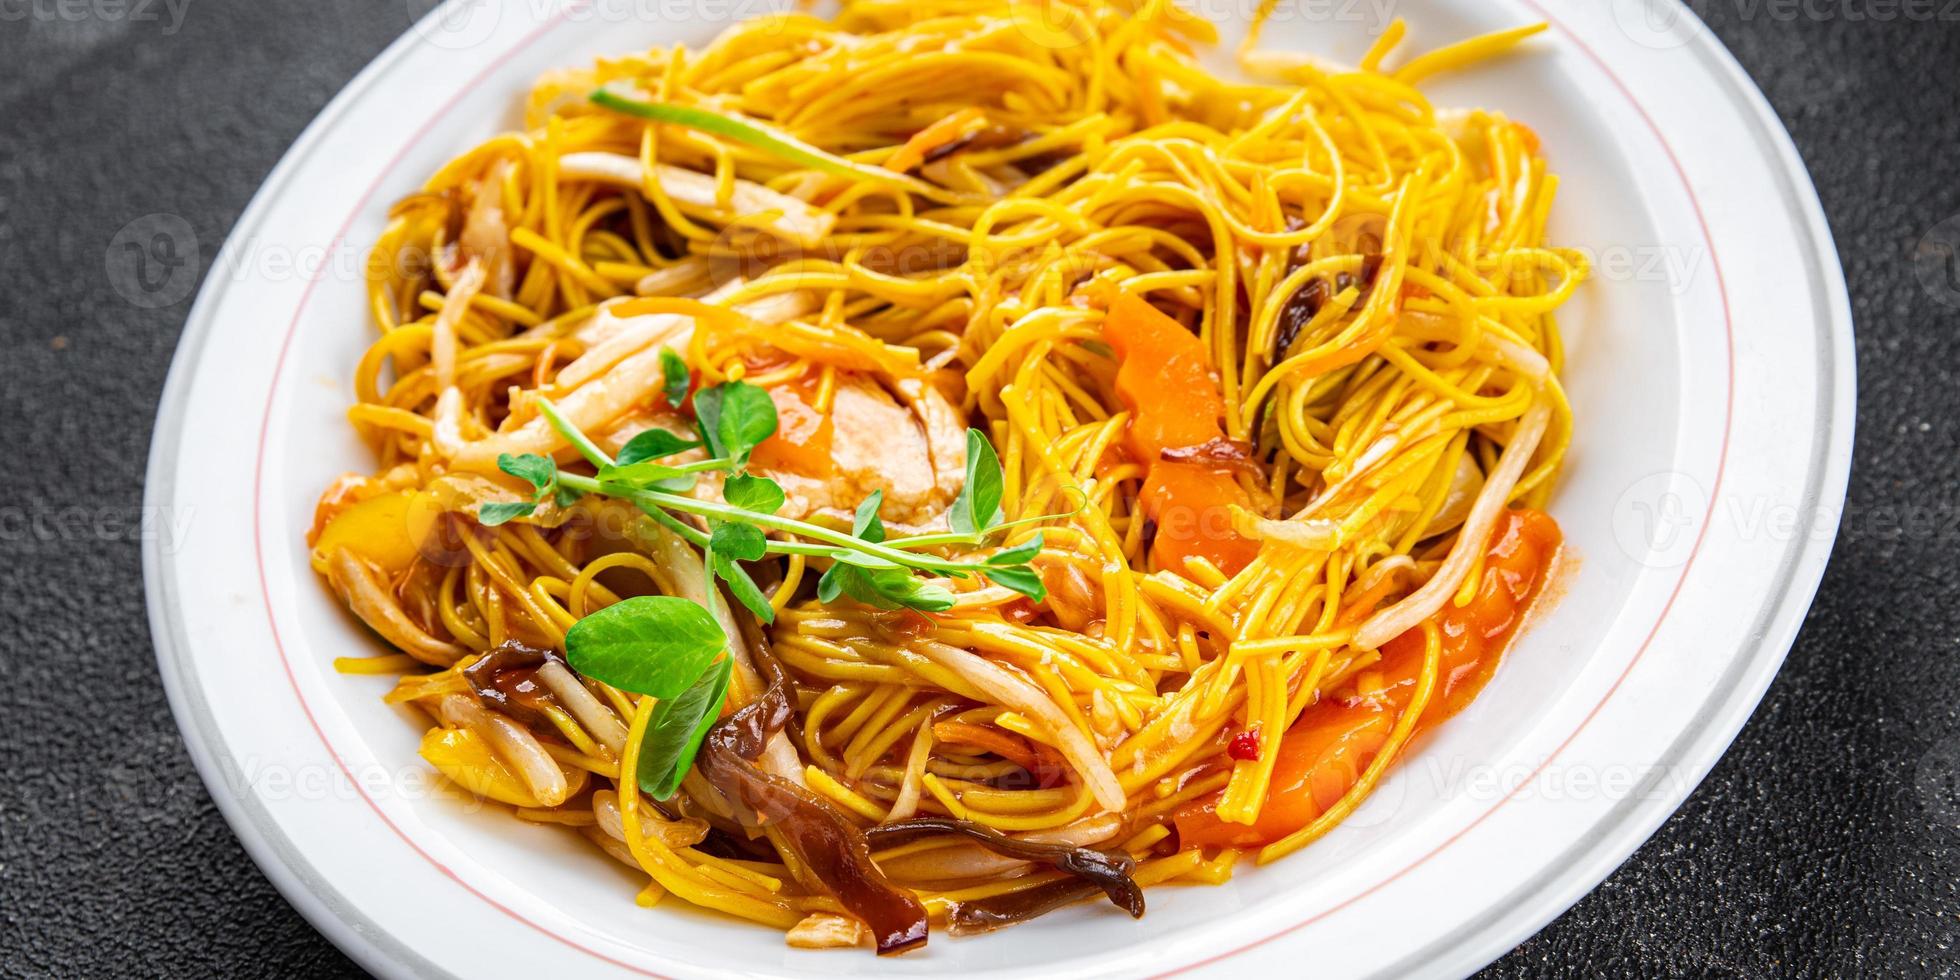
(786, 913), (871, 949)
(553, 282), (812, 392)
(458, 162), (515, 298)
(915, 639), (1126, 812)
(325, 548), (462, 666)
(1423, 452), (1484, 539)
(582, 826), (643, 869)
(631, 255), (712, 298)
(1355, 401), (1551, 649)
(1234, 508), (1343, 551)
(535, 660), (630, 754)
(430, 259), (485, 392)
(434, 693), (571, 807)
(591, 789), (710, 848)
(557, 151), (835, 245)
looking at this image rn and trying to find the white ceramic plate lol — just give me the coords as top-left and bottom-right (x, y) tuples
(144, 1), (1853, 976)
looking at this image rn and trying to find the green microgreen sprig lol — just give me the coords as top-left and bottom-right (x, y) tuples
(492, 375), (1071, 802)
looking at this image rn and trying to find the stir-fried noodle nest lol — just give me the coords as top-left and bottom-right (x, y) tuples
(311, 0), (1583, 951)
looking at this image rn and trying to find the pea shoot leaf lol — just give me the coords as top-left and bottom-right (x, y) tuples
(658, 348), (691, 408)
(598, 459), (698, 493)
(713, 552), (774, 623)
(984, 565), (1047, 602)
(498, 453), (557, 491)
(635, 656), (731, 800)
(986, 532), (1043, 566)
(564, 595), (726, 697)
(617, 427), (699, 466)
(477, 501), (537, 526)
(483, 453), (565, 525)
(818, 562), (955, 612)
(852, 490), (886, 544)
(693, 381), (779, 465)
(709, 522), (767, 562)
(948, 428), (1004, 535)
(723, 473), (785, 515)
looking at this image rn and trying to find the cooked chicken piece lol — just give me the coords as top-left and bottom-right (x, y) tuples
(445, 291), (812, 471)
(457, 161), (515, 298)
(755, 374), (965, 529)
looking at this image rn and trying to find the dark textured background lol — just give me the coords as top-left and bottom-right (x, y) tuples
(2, 1), (1956, 976)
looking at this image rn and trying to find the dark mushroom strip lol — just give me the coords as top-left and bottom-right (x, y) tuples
(1270, 252), (1385, 362)
(1159, 438), (1254, 466)
(1160, 438), (1262, 478)
(695, 683), (930, 955)
(733, 605), (804, 746)
(1271, 277), (1329, 362)
(942, 877), (1122, 936)
(462, 640), (563, 727)
(865, 817), (1144, 917)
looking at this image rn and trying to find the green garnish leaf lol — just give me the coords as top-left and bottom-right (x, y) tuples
(986, 532), (1044, 566)
(818, 562), (956, 612)
(852, 490), (887, 544)
(477, 501), (537, 526)
(985, 565), (1047, 602)
(554, 484), (584, 509)
(713, 552), (775, 623)
(658, 348), (691, 408)
(723, 473), (785, 515)
(617, 427), (699, 466)
(709, 522), (767, 562)
(948, 428), (1004, 535)
(599, 459), (695, 490)
(499, 453), (557, 492)
(564, 595), (726, 697)
(815, 563), (843, 604)
(693, 380), (779, 465)
(539, 396), (1068, 621)
(635, 656), (732, 800)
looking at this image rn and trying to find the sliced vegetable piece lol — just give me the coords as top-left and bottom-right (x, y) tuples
(695, 684), (931, 954)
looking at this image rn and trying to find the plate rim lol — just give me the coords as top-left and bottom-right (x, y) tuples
(142, 2), (1857, 977)
(1339, 1), (1858, 975)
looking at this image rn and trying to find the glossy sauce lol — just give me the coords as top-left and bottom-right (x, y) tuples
(1175, 508), (1562, 847)
(749, 371), (835, 477)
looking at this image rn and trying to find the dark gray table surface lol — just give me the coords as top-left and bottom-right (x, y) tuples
(2, 2), (1956, 976)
